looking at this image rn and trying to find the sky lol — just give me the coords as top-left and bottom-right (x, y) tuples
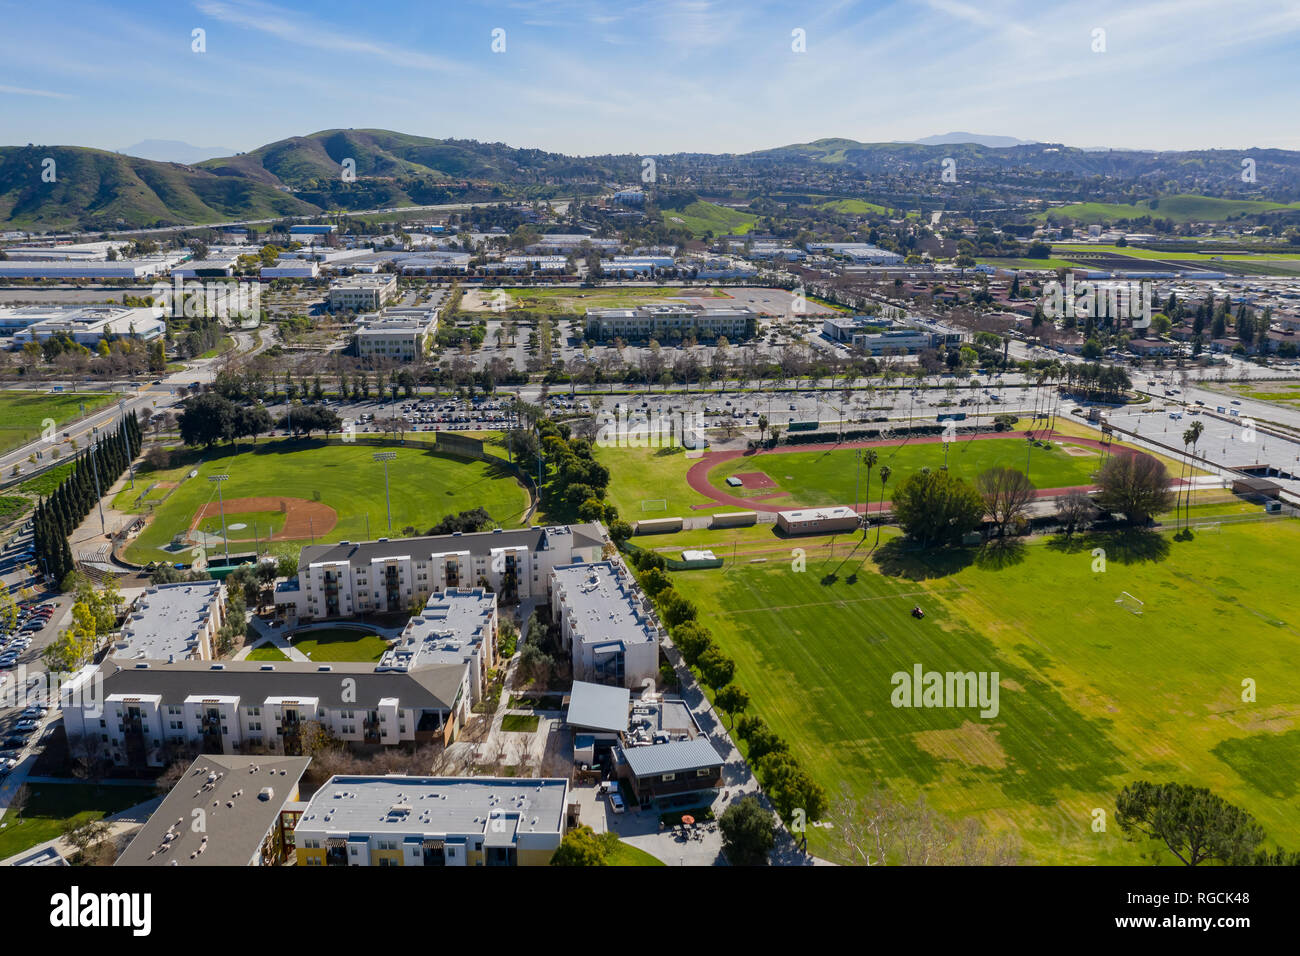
(2, 0), (1300, 157)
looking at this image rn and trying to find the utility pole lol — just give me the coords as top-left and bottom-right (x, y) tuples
(373, 452), (396, 535)
(208, 474), (230, 564)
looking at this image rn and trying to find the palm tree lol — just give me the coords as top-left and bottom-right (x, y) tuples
(1178, 426), (1195, 529)
(873, 465), (892, 550)
(861, 447), (879, 533)
(1185, 420), (1205, 529)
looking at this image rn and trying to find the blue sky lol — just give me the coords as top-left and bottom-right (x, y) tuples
(2, 0), (1299, 156)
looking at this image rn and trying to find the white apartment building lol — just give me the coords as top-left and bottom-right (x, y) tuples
(328, 274), (397, 312)
(281, 524), (605, 623)
(550, 561), (660, 688)
(110, 580), (226, 663)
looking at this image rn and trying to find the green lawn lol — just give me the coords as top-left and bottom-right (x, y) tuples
(605, 839), (666, 866)
(0, 783), (156, 859)
(590, 445), (724, 520)
(1031, 194), (1300, 224)
(116, 439), (529, 564)
(671, 519), (1300, 864)
(0, 390), (117, 455)
(246, 642), (290, 661)
(500, 713), (541, 733)
(663, 201), (758, 237)
(291, 627), (389, 662)
(709, 435), (1104, 509)
(816, 198), (893, 216)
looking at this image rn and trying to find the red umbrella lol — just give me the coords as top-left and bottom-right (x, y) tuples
(681, 815), (695, 826)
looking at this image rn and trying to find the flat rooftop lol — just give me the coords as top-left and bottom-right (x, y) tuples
(778, 506), (858, 521)
(379, 588), (495, 672)
(298, 775), (568, 836)
(115, 754), (309, 866)
(552, 562), (657, 649)
(113, 580), (223, 662)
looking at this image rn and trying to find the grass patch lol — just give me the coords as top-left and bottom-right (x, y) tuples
(291, 628), (389, 663)
(246, 642), (290, 661)
(671, 519), (1300, 864)
(0, 782), (156, 859)
(0, 391), (117, 456)
(605, 839), (666, 866)
(500, 713), (541, 733)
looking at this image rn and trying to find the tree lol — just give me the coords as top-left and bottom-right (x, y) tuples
(974, 466), (1036, 536)
(892, 469), (984, 546)
(1055, 491), (1097, 537)
(1094, 452), (1173, 525)
(672, 621), (712, 666)
(873, 465), (891, 549)
(178, 392), (237, 448)
(714, 684), (750, 728)
(550, 825), (616, 866)
(718, 796), (776, 865)
(697, 647), (735, 690)
(1116, 781), (1266, 865)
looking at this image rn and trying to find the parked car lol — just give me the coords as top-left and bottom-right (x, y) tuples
(3, 735), (28, 748)
(15, 718), (38, 732)
(608, 791), (625, 814)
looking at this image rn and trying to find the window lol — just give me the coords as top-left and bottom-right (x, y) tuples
(697, 768), (712, 777)
(662, 773), (676, 782)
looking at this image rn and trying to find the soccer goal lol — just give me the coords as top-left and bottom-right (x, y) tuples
(1115, 591), (1145, 616)
(640, 498), (668, 513)
(1194, 521), (1222, 534)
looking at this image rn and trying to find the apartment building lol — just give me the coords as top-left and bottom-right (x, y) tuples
(550, 561), (660, 688)
(328, 274), (397, 312)
(353, 305), (439, 362)
(295, 775), (569, 867)
(110, 580), (226, 663)
(279, 524), (605, 624)
(584, 304), (757, 341)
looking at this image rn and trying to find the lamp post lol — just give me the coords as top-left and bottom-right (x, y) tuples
(373, 452), (396, 535)
(208, 474), (230, 564)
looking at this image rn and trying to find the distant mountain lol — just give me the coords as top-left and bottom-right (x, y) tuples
(0, 145), (318, 231)
(121, 140), (237, 164)
(911, 132), (1038, 148)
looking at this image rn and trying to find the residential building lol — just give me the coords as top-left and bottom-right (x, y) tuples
(550, 561), (660, 688)
(110, 580), (226, 663)
(294, 775), (569, 867)
(328, 274), (397, 312)
(280, 524), (605, 624)
(115, 754), (310, 866)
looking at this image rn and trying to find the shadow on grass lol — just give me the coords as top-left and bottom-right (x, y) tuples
(871, 537), (975, 581)
(1044, 527), (1171, 565)
(974, 537), (1027, 570)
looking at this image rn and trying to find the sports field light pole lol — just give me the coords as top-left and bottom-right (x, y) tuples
(117, 401), (136, 489)
(373, 452), (396, 535)
(208, 474), (231, 564)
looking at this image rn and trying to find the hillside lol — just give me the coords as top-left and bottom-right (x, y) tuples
(1032, 194), (1300, 224)
(0, 145), (319, 231)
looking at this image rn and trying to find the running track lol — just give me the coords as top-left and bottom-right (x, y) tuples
(684, 430), (1176, 513)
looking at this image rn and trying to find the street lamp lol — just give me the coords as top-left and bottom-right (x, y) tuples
(373, 452), (396, 536)
(207, 474), (231, 564)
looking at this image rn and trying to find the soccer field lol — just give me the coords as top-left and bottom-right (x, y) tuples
(670, 519), (1300, 864)
(116, 440), (530, 564)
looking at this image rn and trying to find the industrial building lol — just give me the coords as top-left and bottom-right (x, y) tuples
(584, 303), (757, 341)
(2, 305), (166, 345)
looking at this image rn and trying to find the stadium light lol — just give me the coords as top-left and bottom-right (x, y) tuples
(373, 452), (397, 536)
(207, 474), (231, 564)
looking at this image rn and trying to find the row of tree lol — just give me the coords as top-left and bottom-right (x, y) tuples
(33, 413), (142, 585)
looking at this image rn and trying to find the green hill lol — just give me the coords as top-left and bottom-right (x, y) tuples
(1033, 194), (1300, 224)
(0, 145), (318, 230)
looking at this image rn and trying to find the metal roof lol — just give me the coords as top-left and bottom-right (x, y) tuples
(565, 680), (630, 733)
(620, 737), (723, 778)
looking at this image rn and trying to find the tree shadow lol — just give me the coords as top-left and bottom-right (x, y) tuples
(974, 537), (1026, 570)
(1045, 527), (1170, 565)
(871, 537), (975, 581)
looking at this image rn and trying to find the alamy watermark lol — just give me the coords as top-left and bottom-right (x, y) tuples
(891, 663), (1000, 718)
(595, 407), (707, 449)
(149, 277), (261, 321)
(1041, 274), (1152, 329)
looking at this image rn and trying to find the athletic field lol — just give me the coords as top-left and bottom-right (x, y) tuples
(670, 519), (1300, 864)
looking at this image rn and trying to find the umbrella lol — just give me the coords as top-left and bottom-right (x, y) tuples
(681, 815), (695, 826)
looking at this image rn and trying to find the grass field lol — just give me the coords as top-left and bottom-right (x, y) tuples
(0, 782), (156, 859)
(591, 445), (725, 520)
(0, 390), (117, 455)
(708, 436), (1105, 509)
(605, 839), (667, 866)
(671, 519), (1300, 864)
(246, 642), (290, 661)
(291, 627), (389, 662)
(816, 198), (893, 216)
(662, 200), (758, 237)
(1031, 194), (1300, 224)
(115, 440), (529, 564)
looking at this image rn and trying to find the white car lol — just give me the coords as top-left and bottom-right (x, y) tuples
(607, 791), (626, 814)
(15, 718), (39, 732)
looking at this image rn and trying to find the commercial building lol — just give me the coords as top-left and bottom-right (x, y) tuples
(3, 305), (165, 345)
(172, 255), (240, 278)
(822, 315), (960, 354)
(776, 506), (860, 535)
(115, 754), (310, 866)
(110, 580), (226, 663)
(584, 303), (757, 341)
(280, 523), (606, 624)
(294, 775), (569, 867)
(600, 256), (675, 276)
(328, 274), (397, 312)
(353, 305), (439, 362)
(615, 737), (724, 805)
(260, 260), (320, 279)
(395, 251), (471, 273)
(0, 256), (185, 279)
(525, 234), (619, 254)
(807, 242), (905, 265)
(550, 562), (660, 688)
